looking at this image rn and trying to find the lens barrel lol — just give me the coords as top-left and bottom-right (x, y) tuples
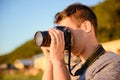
(34, 26), (71, 50)
(34, 31), (51, 47)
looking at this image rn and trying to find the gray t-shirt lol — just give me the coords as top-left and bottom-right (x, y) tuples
(86, 52), (120, 80)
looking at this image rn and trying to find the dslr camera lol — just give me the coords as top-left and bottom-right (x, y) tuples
(34, 26), (72, 50)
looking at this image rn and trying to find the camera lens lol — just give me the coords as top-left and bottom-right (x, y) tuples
(34, 26), (71, 50)
(34, 31), (51, 47)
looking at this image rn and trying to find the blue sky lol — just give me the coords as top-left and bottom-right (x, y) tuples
(0, 0), (104, 55)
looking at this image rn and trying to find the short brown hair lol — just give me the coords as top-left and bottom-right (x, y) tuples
(54, 3), (97, 35)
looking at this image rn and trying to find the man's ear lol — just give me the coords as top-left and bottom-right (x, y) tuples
(81, 20), (92, 33)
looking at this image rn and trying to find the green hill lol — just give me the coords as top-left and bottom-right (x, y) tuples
(93, 0), (120, 42)
(0, 0), (120, 64)
(0, 40), (42, 64)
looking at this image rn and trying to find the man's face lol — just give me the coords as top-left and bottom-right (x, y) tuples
(58, 17), (86, 55)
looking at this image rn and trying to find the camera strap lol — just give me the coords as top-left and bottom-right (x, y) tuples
(67, 44), (105, 76)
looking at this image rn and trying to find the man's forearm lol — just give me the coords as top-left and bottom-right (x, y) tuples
(53, 60), (71, 80)
(42, 60), (53, 80)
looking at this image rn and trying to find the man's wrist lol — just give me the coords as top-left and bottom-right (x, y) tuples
(45, 58), (53, 67)
(51, 58), (66, 66)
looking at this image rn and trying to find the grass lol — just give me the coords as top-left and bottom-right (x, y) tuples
(0, 70), (43, 80)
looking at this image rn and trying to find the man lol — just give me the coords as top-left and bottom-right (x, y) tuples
(41, 3), (120, 80)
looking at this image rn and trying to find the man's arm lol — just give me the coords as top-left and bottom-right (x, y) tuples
(52, 60), (71, 80)
(42, 60), (53, 80)
(49, 29), (71, 80)
(41, 29), (71, 80)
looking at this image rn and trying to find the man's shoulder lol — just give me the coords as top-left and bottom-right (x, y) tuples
(102, 52), (120, 58)
(88, 52), (120, 70)
(99, 52), (120, 62)
(86, 52), (120, 80)
(94, 52), (120, 64)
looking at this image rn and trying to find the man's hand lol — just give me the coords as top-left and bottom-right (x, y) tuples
(41, 28), (65, 63)
(41, 28), (71, 80)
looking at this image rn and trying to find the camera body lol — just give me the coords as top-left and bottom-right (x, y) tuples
(34, 26), (72, 50)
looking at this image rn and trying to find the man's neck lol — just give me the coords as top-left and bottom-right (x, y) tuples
(74, 44), (105, 76)
(80, 43), (99, 64)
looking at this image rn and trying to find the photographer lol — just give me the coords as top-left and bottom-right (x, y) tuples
(41, 3), (120, 80)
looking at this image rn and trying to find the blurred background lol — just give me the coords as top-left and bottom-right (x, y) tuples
(0, 0), (120, 80)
